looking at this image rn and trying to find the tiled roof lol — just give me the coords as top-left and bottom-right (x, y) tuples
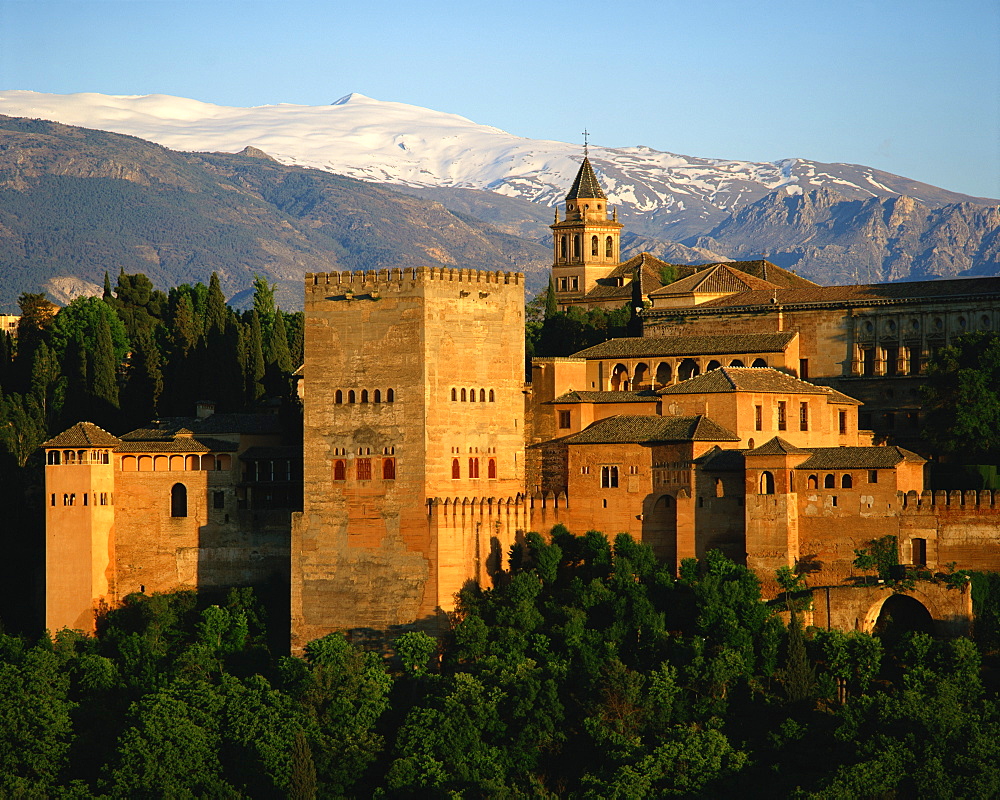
(659, 367), (861, 404)
(795, 446), (926, 470)
(565, 157), (606, 200)
(746, 436), (811, 456)
(42, 422), (121, 448)
(571, 332), (798, 359)
(649, 264), (781, 297)
(693, 446), (747, 471)
(688, 276), (1000, 310)
(564, 414), (740, 444)
(551, 390), (660, 404)
(583, 252), (672, 301)
(114, 440), (213, 454)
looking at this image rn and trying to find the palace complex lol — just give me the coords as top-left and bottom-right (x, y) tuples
(44, 157), (1000, 645)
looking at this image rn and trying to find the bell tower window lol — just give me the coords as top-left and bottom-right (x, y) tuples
(573, 235), (581, 259)
(591, 235), (598, 256)
(560, 235), (567, 259)
(606, 236), (613, 258)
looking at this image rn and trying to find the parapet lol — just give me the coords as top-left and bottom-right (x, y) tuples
(305, 267), (523, 294)
(900, 489), (1000, 514)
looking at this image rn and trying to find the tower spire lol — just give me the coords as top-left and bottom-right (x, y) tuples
(582, 128), (589, 157)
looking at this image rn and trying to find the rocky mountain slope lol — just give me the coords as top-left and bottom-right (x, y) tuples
(0, 116), (550, 312)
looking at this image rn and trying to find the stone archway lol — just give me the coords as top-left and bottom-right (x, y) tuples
(642, 493), (677, 567)
(866, 594), (935, 641)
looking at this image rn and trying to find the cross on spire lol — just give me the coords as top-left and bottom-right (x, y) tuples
(582, 129), (590, 156)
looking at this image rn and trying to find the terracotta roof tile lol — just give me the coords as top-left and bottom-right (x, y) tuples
(745, 436), (811, 456)
(551, 390), (660, 404)
(564, 414), (740, 444)
(42, 422), (120, 448)
(571, 332), (797, 359)
(649, 264), (781, 297)
(659, 367), (861, 404)
(795, 446), (926, 470)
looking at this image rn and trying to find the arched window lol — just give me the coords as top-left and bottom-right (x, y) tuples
(171, 483), (187, 517)
(461, 388), (467, 401)
(469, 458), (480, 478)
(488, 458), (497, 479)
(573, 234), (581, 259)
(729, 359), (744, 367)
(387, 389), (395, 402)
(348, 390), (356, 403)
(760, 471), (775, 495)
(560, 235), (567, 259)
(715, 478), (724, 497)
(451, 388), (457, 401)
(374, 389), (381, 403)
(383, 459), (396, 480)
(747, 438), (755, 450)
(64, 450), (76, 464)
(752, 358), (768, 368)
(591, 235), (599, 256)
(452, 458), (460, 479)
(47, 451), (61, 465)
(489, 389), (495, 402)
(678, 358), (700, 381)
(469, 388), (476, 402)
(479, 389), (486, 402)
(808, 474), (818, 489)
(360, 389), (369, 403)
(633, 363), (648, 387)
(824, 474), (836, 489)
(356, 458), (372, 480)
(706, 360), (721, 371)
(335, 390), (343, 404)
(333, 460), (346, 481)
(122, 456), (137, 472)
(611, 364), (629, 391)
(842, 474), (853, 489)
(606, 236), (613, 258)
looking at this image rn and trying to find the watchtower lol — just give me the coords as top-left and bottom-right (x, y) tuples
(291, 267), (526, 649)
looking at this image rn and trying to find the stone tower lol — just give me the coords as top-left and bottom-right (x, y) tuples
(550, 156), (623, 301)
(42, 423), (120, 631)
(291, 267), (527, 650)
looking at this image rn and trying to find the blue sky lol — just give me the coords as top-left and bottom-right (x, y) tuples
(1, 0), (998, 199)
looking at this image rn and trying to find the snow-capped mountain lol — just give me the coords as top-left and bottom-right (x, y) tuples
(0, 90), (991, 242)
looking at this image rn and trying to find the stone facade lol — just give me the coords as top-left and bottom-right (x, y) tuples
(290, 267), (525, 650)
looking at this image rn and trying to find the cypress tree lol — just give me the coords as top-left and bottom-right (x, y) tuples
(205, 273), (228, 339)
(782, 609), (816, 703)
(247, 310), (265, 403)
(267, 310), (293, 374)
(544, 276), (558, 320)
(122, 326), (163, 424)
(103, 271), (113, 301)
(91, 313), (120, 410)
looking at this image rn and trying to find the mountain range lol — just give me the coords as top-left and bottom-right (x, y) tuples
(0, 90), (998, 306)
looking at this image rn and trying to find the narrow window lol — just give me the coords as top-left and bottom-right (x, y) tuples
(69, 493), (76, 506)
(374, 389), (381, 403)
(63, 494), (69, 506)
(335, 390), (343, 404)
(356, 458), (372, 480)
(912, 538), (927, 567)
(100, 493), (108, 505)
(334, 460), (346, 481)
(469, 458), (480, 478)
(469, 388), (476, 403)
(573, 234), (581, 259)
(839, 410), (847, 435)
(558, 410), (571, 429)
(799, 358), (809, 379)
(868, 470), (878, 484)
(799, 402), (809, 431)
(808, 475), (818, 489)
(601, 466), (619, 489)
(348, 390), (356, 403)
(715, 478), (724, 497)
(83, 494), (89, 506)
(452, 458), (460, 479)
(755, 405), (763, 431)
(451, 388), (457, 401)
(50, 494), (55, 506)
(560, 278), (568, 291)
(361, 389), (369, 403)
(213, 491), (225, 509)
(777, 401), (787, 431)
(591, 235), (598, 256)
(842, 474), (853, 489)
(488, 458), (497, 479)
(571, 277), (578, 291)
(560, 235), (567, 259)
(461, 388), (467, 401)
(824, 474), (835, 489)
(479, 389), (486, 402)
(606, 236), (613, 258)
(383, 458), (396, 480)
(489, 390), (495, 402)
(387, 389), (395, 402)
(170, 484), (187, 517)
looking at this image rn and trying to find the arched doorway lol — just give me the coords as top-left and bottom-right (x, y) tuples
(655, 362), (672, 386)
(870, 595), (934, 644)
(611, 364), (630, 391)
(633, 363), (649, 388)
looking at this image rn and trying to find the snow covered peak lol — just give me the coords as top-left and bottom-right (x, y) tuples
(331, 92), (374, 105)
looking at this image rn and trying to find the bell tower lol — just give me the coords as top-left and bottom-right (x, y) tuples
(550, 152), (623, 302)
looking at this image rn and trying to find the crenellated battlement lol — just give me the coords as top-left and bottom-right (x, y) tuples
(305, 267), (523, 293)
(900, 489), (1000, 514)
